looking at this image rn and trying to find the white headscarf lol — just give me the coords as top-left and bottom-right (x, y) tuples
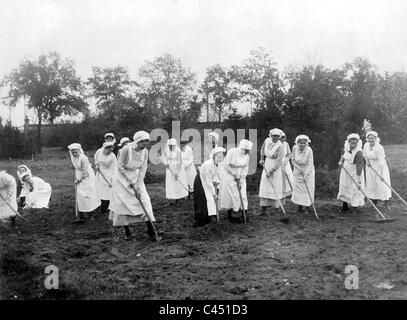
(133, 131), (150, 144)
(17, 165), (32, 182)
(208, 132), (219, 141)
(167, 138), (177, 146)
(295, 134), (311, 145)
(118, 137), (130, 147)
(366, 130), (381, 144)
(344, 133), (362, 152)
(239, 139), (253, 150)
(68, 143), (84, 168)
(104, 132), (116, 144)
(212, 146), (226, 155)
(269, 128), (283, 137)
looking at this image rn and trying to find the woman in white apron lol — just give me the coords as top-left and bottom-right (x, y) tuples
(109, 131), (159, 241)
(258, 128), (286, 215)
(180, 140), (197, 193)
(16, 165), (32, 207)
(94, 141), (118, 214)
(291, 135), (315, 214)
(161, 138), (189, 205)
(117, 137), (130, 161)
(337, 133), (365, 213)
(220, 139), (252, 221)
(193, 146), (226, 226)
(208, 132), (219, 159)
(363, 131), (391, 208)
(0, 171), (17, 227)
(104, 132), (118, 157)
(20, 173), (52, 210)
(68, 143), (100, 222)
(280, 132), (294, 197)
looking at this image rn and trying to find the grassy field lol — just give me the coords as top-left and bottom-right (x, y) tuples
(1, 145), (407, 300)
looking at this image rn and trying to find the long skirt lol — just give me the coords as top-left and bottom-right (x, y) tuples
(0, 189), (17, 220)
(259, 158), (285, 208)
(193, 173), (210, 224)
(337, 162), (365, 207)
(96, 169), (113, 201)
(219, 173), (247, 212)
(291, 168), (315, 206)
(365, 162), (391, 201)
(165, 166), (189, 200)
(76, 172), (100, 213)
(282, 162), (294, 197)
(109, 175), (155, 226)
(26, 180), (52, 209)
(185, 164), (197, 191)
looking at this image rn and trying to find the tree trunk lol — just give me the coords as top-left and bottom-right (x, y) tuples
(36, 108), (42, 154)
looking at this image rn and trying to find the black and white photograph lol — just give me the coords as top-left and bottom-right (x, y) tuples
(1, 0), (407, 307)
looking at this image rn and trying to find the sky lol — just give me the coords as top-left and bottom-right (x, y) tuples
(1, 0), (407, 126)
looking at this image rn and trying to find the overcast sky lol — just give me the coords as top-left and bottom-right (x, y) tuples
(1, 0), (407, 125)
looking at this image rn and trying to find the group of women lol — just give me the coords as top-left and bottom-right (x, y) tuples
(0, 128), (392, 242)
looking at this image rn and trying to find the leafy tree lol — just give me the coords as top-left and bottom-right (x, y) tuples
(138, 54), (198, 123)
(200, 64), (239, 122)
(284, 64), (347, 168)
(1, 51), (87, 153)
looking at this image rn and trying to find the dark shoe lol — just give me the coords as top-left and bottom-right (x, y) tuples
(307, 206), (313, 215)
(297, 205), (304, 213)
(260, 207), (268, 216)
(341, 202), (350, 212)
(10, 216), (16, 228)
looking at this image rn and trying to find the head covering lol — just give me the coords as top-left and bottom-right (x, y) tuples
(208, 132), (219, 141)
(103, 141), (115, 149)
(68, 143), (83, 152)
(366, 131), (378, 139)
(133, 131), (150, 144)
(280, 131), (286, 138)
(344, 133), (362, 152)
(295, 134), (311, 145)
(239, 139), (253, 150)
(17, 165), (32, 182)
(347, 133), (360, 141)
(167, 138), (177, 146)
(118, 137), (130, 147)
(269, 128), (283, 137)
(104, 133), (115, 139)
(212, 146), (226, 155)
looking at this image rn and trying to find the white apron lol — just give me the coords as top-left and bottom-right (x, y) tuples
(337, 149), (365, 207)
(259, 139), (285, 206)
(109, 145), (155, 226)
(72, 154), (100, 212)
(25, 176), (52, 209)
(363, 142), (391, 201)
(163, 146), (189, 200)
(200, 159), (225, 216)
(282, 141), (294, 196)
(182, 145), (197, 191)
(94, 148), (118, 201)
(291, 145), (315, 206)
(0, 172), (17, 220)
(219, 148), (249, 211)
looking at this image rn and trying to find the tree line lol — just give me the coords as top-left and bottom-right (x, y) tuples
(1, 48), (407, 168)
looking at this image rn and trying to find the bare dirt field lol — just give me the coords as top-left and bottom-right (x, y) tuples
(1, 145), (407, 300)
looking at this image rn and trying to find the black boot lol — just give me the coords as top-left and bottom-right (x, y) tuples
(146, 221), (161, 241)
(124, 226), (132, 240)
(307, 206), (313, 215)
(227, 209), (233, 220)
(100, 200), (110, 214)
(341, 202), (350, 212)
(297, 205), (304, 213)
(260, 206), (267, 216)
(10, 216), (16, 228)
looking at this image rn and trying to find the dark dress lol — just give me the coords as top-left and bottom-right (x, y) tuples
(193, 170), (210, 226)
